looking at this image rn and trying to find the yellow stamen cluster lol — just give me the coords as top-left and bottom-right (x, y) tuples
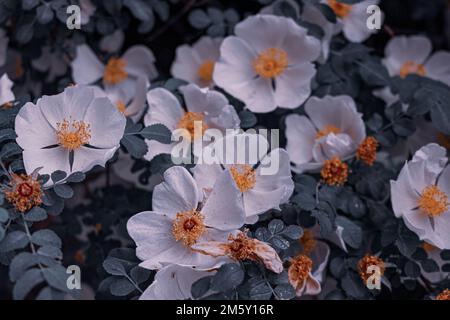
(230, 164), (256, 193)
(436, 289), (450, 300)
(418, 185), (449, 217)
(399, 60), (426, 78)
(226, 233), (256, 261)
(316, 125), (341, 140)
(4, 173), (43, 213)
(358, 255), (385, 284)
(103, 57), (128, 85)
(56, 119), (91, 151)
(356, 136), (379, 166)
(299, 230), (317, 256)
(253, 47), (288, 79)
(177, 112), (208, 141)
(288, 255), (313, 288)
(198, 60), (215, 84)
(328, 0), (352, 18)
(172, 210), (205, 246)
(116, 100), (126, 114)
(321, 157), (349, 186)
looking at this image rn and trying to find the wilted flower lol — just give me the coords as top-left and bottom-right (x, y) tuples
(127, 166), (245, 270)
(436, 289), (450, 300)
(391, 143), (450, 249)
(15, 85), (126, 179)
(3, 168), (43, 213)
(213, 14), (321, 113)
(356, 136), (379, 166)
(171, 36), (222, 87)
(192, 230), (283, 273)
(358, 254), (385, 285)
(285, 95), (365, 173)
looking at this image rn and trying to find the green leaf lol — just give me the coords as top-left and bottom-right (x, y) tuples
(210, 264), (244, 292)
(37, 245), (62, 259)
(66, 172), (86, 183)
(0, 207), (9, 223)
(341, 273), (366, 299)
(103, 257), (128, 276)
(42, 265), (70, 292)
(274, 283), (296, 300)
(13, 268), (44, 300)
(54, 184), (74, 199)
(123, 0), (154, 21)
(191, 276), (212, 299)
(51, 170), (67, 183)
(130, 266), (151, 285)
(336, 216), (362, 249)
(140, 124), (172, 144)
(110, 278), (136, 296)
(282, 225), (303, 240)
(36, 4), (54, 24)
(31, 229), (62, 248)
(0, 128), (16, 143)
(0, 230), (29, 252)
(188, 9), (212, 29)
(358, 59), (391, 87)
(121, 134), (148, 159)
(24, 207), (48, 222)
(239, 110), (257, 128)
(9, 252), (39, 282)
(268, 219), (285, 234)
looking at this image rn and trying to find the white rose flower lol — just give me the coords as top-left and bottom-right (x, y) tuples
(391, 143), (450, 249)
(213, 14), (321, 113)
(15, 85), (126, 179)
(144, 83), (240, 161)
(171, 36), (222, 88)
(285, 95), (366, 173)
(127, 166), (246, 270)
(0, 74), (14, 106)
(71, 44), (157, 104)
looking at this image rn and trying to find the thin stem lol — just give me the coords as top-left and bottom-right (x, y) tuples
(123, 273), (143, 294)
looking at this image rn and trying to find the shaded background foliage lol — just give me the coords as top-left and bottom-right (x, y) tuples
(0, 0), (450, 300)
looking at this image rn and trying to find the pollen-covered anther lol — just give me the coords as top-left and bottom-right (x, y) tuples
(253, 47), (288, 79)
(358, 255), (385, 284)
(4, 173), (43, 213)
(288, 255), (313, 289)
(198, 59), (215, 84)
(299, 230), (317, 256)
(436, 289), (450, 300)
(226, 233), (257, 261)
(172, 210), (206, 247)
(321, 157), (349, 186)
(103, 57), (128, 85)
(356, 136), (379, 166)
(399, 60), (426, 78)
(116, 100), (126, 114)
(56, 118), (91, 151)
(418, 185), (449, 217)
(230, 164), (256, 192)
(328, 0), (352, 18)
(315, 125), (341, 140)
(177, 112), (208, 141)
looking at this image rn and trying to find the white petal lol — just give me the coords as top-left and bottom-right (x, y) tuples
(244, 187), (288, 217)
(201, 170), (245, 230)
(191, 163), (224, 198)
(140, 265), (212, 300)
(125, 77), (149, 122)
(285, 114), (316, 166)
(83, 96), (126, 148)
(122, 45), (158, 80)
(71, 45), (104, 85)
(170, 44), (202, 84)
(144, 140), (174, 162)
(100, 30), (124, 53)
(193, 36), (222, 61)
(438, 164), (450, 196)
(23, 147), (70, 177)
(72, 146), (118, 173)
(152, 166), (199, 218)
(15, 102), (57, 150)
(181, 84), (227, 116)
(0, 74), (14, 105)
(144, 88), (184, 130)
(425, 51), (450, 86)
(274, 63), (316, 109)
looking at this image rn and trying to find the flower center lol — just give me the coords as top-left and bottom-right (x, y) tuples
(321, 157), (349, 186)
(253, 48), (288, 79)
(356, 136), (379, 166)
(230, 165), (256, 193)
(358, 255), (385, 284)
(436, 289), (450, 301)
(198, 60), (215, 84)
(56, 119), (91, 151)
(315, 125), (341, 140)
(172, 210), (205, 247)
(288, 255), (313, 289)
(177, 112), (208, 141)
(227, 233), (256, 261)
(437, 133), (450, 150)
(4, 173), (43, 213)
(418, 185), (449, 217)
(116, 100), (126, 114)
(299, 230), (317, 256)
(103, 57), (128, 85)
(328, 0), (352, 18)
(399, 61), (426, 78)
